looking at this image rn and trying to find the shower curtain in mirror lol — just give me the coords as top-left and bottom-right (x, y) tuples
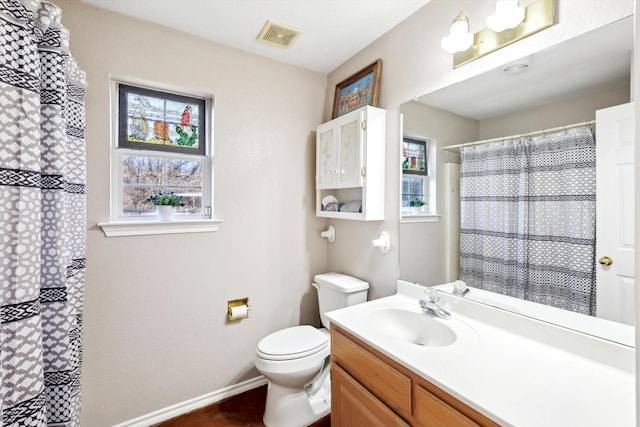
(459, 126), (596, 315)
(0, 1), (86, 426)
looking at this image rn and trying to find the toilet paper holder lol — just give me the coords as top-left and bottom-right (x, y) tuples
(227, 297), (250, 322)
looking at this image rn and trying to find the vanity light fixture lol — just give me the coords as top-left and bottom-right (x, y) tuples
(443, 0), (555, 68)
(486, 0), (525, 33)
(441, 11), (474, 54)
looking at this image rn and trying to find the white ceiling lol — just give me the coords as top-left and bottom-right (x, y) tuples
(80, 0), (431, 73)
(79, 1), (632, 118)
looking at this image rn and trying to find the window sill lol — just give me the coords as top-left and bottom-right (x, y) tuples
(98, 218), (224, 237)
(400, 213), (441, 223)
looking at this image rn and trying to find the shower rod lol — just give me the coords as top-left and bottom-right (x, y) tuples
(443, 119), (596, 151)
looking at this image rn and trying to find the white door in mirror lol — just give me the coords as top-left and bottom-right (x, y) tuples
(595, 102), (635, 325)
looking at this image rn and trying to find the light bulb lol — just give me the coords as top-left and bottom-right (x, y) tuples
(441, 11), (474, 54)
(486, 0), (525, 32)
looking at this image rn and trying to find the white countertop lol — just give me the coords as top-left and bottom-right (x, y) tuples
(326, 281), (635, 427)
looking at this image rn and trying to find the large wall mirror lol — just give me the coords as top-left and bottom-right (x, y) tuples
(399, 16), (634, 345)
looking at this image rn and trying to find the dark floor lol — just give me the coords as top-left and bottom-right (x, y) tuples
(153, 385), (331, 427)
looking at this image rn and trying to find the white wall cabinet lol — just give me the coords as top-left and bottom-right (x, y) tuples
(316, 105), (385, 220)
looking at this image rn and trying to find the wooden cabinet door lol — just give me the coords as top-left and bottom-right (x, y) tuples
(332, 328), (412, 419)
(332, 364), (410, 427)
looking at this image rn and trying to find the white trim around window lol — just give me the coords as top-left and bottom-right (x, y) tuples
(98, 78), (221, 237)
(98, 218), (224, 237)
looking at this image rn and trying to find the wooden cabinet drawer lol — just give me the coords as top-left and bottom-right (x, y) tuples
(332, 364), (410, 427)
(332, 327), (412, 420)
(413, 383), (480, 427)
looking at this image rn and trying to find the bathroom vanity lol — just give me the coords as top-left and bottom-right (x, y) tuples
(326, 281), (635, 427)
(332, 325), (497, 426)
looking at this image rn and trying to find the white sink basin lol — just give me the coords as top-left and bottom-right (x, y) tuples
(367, 308), (458, 347)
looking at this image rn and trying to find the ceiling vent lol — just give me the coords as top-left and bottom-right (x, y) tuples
(257, 20), (302, 48)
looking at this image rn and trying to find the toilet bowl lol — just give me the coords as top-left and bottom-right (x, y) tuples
(255, 273), (369, 427)
(255, 326), (331, 427)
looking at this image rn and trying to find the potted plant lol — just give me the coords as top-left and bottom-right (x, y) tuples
(145, 191), (183, 220)
(409, 198), (425, 215)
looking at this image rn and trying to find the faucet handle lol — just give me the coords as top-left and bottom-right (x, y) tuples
(419, 288), (451, 319)
(453, 280), (466, 292)
(453, 280), (469, 297)
(426, 287), (439, 303)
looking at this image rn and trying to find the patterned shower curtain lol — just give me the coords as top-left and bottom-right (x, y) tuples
(0, 1), (86, 426)
(459, 126), (596, 315)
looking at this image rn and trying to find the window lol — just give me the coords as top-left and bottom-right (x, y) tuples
(120, 154), (205, 216)
(401, 137), (429, 213)
(110, 81), (213, 223)
(402, 175), (425, 207)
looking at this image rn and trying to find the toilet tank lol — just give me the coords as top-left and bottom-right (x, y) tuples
(313, 272), (369, 328)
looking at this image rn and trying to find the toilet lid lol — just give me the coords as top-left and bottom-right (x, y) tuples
(257, 325), (328, 361)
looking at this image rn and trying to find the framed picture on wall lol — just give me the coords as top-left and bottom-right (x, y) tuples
(402, 137), (427, 175)
(332, 59), (382, 118)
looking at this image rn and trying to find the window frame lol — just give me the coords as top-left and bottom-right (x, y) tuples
(402, 174), (426, 208)
(113, 148), (212, 221)
(402, 137), (428, 176)
(117, 83), (207, 156)
(100, 79), (220, 236)
(401, 135), (439, 222)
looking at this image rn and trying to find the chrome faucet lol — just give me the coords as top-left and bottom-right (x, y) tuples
(419, 288), (451, 319)
(452, 280), (470, 298)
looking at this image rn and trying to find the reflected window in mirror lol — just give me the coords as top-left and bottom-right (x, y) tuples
(402, 136), (435, 217)
(402, 176), (425, 210)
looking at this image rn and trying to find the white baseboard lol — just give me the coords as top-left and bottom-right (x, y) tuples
(113, 376), (268, 427)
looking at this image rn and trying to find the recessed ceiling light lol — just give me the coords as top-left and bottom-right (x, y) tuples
(503, 62), (529, 75)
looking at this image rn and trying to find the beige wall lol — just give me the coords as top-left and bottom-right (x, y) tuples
(58, 1), (328, 425)
(323, 0), (633, 298)
(399, 102), (477, 286)
(480, 79), (631, 139)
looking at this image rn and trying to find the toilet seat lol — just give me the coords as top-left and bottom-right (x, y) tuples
(257, 325), (329, 361)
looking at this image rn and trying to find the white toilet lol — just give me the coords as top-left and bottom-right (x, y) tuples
(255, 272), (369, 427)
